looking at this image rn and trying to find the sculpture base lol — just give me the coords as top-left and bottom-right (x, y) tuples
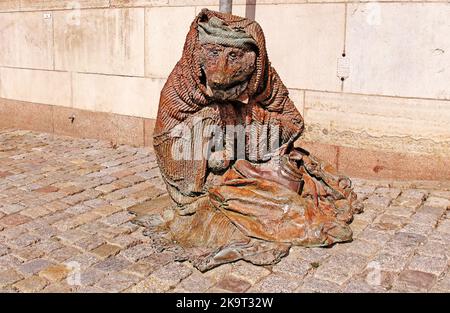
(129, 152), (362, 271)
(129, 150), (363, 272)
(129, 197), (292, 272)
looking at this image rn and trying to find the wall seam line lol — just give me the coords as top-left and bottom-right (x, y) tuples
(143, 118), (146, 147)
(292, 88), (450, 103)
(51, 103), (55, 137)
(144, 7), (147, 78)
(0, 1), (447, 14)
(70, 72), (74, 109)
(51, 13), (56, 71)
(341, 2), (348, 93)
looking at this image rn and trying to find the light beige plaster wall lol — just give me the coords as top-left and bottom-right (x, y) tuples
(0, 0), (449, 158)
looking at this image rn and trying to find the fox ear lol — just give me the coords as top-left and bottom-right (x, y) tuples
(198, 9), (210, 23)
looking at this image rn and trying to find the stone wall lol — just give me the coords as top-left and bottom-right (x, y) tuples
(0, 0), (449, 180)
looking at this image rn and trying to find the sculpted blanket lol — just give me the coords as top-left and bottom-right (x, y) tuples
(150, 9), (363, 271)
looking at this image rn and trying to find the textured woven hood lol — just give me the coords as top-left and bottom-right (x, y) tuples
(198, 16), (257, 49)
(154, 8), (292, 134)
(153, 8), (305, 206)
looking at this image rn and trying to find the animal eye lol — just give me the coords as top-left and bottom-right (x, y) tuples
(229, 52), (237, 59)
(210, 50), (219, 56)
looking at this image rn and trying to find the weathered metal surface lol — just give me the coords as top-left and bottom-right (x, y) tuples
(148, 9), (363, 272)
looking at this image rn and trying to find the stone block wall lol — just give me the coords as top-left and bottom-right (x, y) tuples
(0, 0), (449, 180)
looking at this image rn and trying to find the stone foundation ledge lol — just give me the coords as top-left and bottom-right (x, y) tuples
(2, 1), (450, 14)
(1, 97), (449, 181)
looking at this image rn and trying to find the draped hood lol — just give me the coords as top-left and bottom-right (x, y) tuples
(153, 9), (304, 206)
(154, 8), (303, 135)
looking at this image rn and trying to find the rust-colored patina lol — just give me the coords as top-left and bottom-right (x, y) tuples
(148, 9), (363, 271)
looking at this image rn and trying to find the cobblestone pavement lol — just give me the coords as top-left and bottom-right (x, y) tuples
(0, 129), (449, 293)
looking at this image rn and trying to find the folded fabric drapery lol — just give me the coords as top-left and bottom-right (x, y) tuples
(148, 9), (363, 271)
(209, 154), (354, 247)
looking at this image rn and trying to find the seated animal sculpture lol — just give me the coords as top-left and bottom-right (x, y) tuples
(150, 9), (363, 271)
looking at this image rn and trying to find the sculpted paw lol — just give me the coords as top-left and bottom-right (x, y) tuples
(208, 151), (231, 174)
(175, 197), (209, 216)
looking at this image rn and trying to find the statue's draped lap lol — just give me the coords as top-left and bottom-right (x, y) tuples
(150, 9), (363, 271)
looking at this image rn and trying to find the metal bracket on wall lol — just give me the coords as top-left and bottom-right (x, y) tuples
(337, 54), (350, 81)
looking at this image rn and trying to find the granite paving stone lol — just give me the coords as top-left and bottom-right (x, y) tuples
(0, 130), (448, 293)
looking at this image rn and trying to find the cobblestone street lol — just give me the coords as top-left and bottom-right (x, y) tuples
(0, 129), (449, 293)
